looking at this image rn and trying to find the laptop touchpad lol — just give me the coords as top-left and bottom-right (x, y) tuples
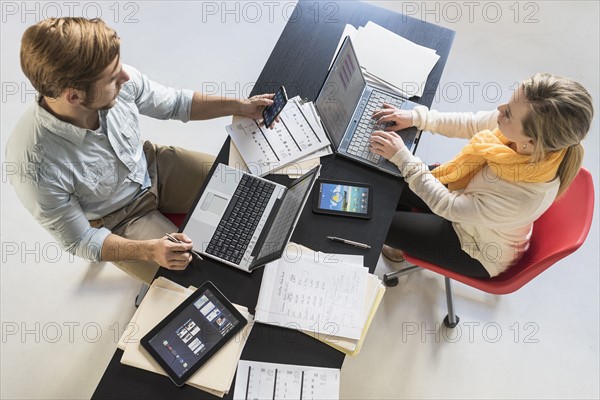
(200, 192), (228, 215)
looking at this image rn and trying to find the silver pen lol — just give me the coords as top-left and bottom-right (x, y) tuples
(327, 236), (371, 250)
(165, 233), (203, 260)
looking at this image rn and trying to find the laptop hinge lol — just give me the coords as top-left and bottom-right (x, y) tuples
(249, 197), (282, 260)
(248, 252), (281, 272)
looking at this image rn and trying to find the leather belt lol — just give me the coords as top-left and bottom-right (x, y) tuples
(89, 219), (104, 228)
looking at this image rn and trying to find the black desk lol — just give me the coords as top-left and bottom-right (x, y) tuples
(92, 1), (454, 398)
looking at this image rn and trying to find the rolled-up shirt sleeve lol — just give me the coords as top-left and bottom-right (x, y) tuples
(12, 178), (110, 262)
(123, 64), (194, 122)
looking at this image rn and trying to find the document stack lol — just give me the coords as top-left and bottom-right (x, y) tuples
(227, 96), (332, 178)
(117, 277), (254, 397)
(254, 244), (385, 356)
(333, 21), (441, 98)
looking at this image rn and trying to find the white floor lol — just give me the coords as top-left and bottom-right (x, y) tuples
(1, 1), (598, 399)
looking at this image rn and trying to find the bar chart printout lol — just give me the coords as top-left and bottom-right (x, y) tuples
(233, 360), (340, 400)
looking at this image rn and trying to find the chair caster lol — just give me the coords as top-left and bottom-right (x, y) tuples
(443, 314), (460, 328)
(383, 275), (399, 287)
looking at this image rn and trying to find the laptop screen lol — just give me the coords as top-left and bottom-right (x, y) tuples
(315, 37), (366, 149)
(254, 167), (320, 263)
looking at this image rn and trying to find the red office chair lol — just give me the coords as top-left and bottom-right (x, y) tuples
(135, 213), (187, 307)
(383, 167), (595, 328)
(163, 213), (187, 230)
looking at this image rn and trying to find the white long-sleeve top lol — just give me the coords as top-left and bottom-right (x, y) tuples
(389, 106), (560, 277)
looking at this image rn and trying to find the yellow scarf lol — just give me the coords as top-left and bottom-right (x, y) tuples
(431, 128), (566, 191)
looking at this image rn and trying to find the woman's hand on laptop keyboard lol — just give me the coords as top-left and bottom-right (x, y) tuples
(372, 103), (413, 131)
(369, 130), (406, 160)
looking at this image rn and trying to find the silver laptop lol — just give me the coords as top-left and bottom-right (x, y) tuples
(184, 163), (320, 272)
(315, 36), (422, 177)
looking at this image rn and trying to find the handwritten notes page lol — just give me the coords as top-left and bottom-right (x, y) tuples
(226, 97), (330, 176)
(233, 360), (340, 400)
(255, 251), (368, 340)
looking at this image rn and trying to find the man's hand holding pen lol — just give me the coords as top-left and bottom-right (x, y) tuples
(147, 232), (201, 271)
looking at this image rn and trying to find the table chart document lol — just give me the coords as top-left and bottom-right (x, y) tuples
(227, 97), (330, 176)
(233, 360), (340, 400)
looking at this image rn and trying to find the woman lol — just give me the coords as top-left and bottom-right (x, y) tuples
(369, 73), (593, 278)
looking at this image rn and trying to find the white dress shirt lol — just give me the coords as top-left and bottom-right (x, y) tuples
(5, 65), (194, 262)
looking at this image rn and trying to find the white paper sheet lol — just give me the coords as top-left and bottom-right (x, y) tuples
(353, 21), (440, 97)
(332, 22), (440, 98)
(233, 360), (340, 400)
(255, 250), (368, 340)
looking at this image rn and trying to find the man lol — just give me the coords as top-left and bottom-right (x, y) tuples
(6, 17), (274, 283)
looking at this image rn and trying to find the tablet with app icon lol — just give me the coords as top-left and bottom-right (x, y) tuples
(141, 281), (247, 387)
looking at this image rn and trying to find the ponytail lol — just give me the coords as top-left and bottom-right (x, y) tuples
(556, 144), (584, 197)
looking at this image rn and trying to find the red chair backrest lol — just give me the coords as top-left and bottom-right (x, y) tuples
(404, 168), (595, 295)
(163, 213), (187, 230)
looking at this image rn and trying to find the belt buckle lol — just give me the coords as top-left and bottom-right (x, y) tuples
(89, 219), (104, 229)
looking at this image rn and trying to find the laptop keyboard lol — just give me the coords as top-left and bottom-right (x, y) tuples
(347, 90), (405, 163)
(205, 174), (275, 265)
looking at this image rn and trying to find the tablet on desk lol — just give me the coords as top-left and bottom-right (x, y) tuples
(140, 281), (247, 387)
(312, 179), (373, 219)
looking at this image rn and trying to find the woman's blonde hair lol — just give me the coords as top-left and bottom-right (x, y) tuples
(20, 17), (120, 100)
(521, 73), (593, 197)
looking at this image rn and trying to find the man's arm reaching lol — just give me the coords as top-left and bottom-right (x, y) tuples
(189, 92), (274, 121)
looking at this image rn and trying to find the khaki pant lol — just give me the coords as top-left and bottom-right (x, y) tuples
(91, 141), (215, 283)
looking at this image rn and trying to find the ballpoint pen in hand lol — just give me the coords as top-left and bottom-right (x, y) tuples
(165, 233), (203, 260)
(327, 236), (371, 250)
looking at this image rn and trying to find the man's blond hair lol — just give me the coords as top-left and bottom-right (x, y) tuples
(20, 17), (120, 100)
